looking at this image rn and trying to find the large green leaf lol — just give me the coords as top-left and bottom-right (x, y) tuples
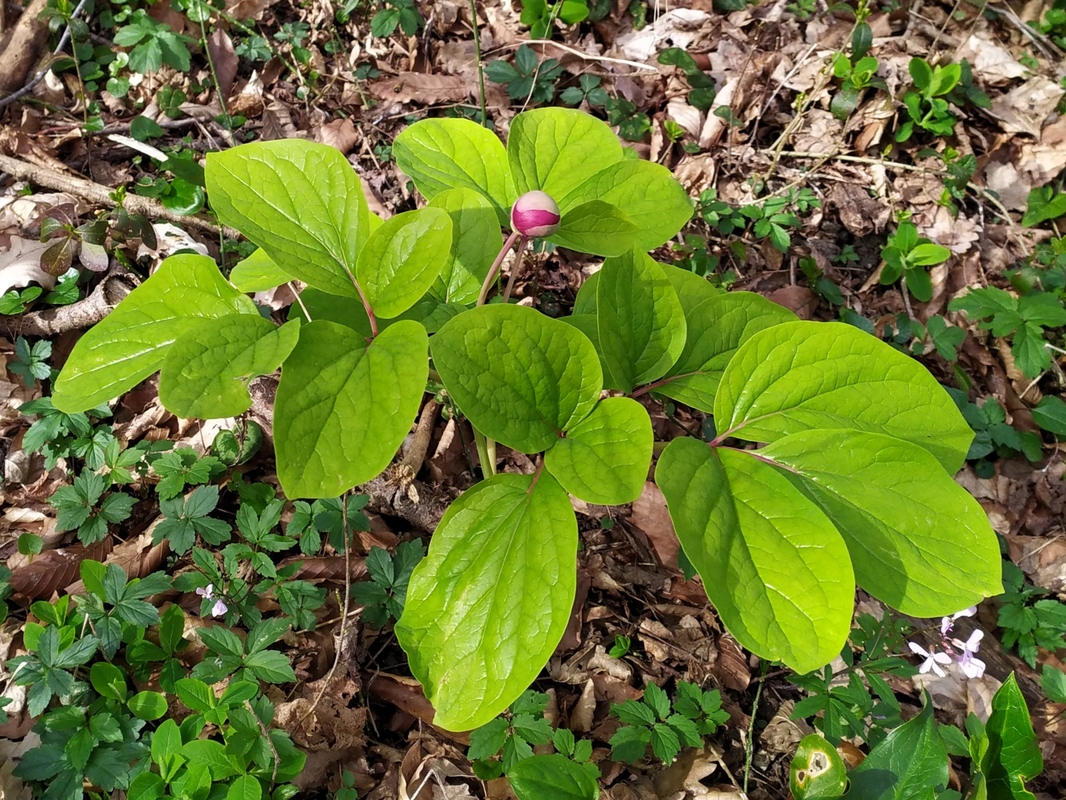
(396, 471), (577, 731)
(355, 206), (452, 318)
(575, 262), (718, 319)
(431, 304), (602, 453)
(160, 316), (300, 419)
(393, 118), (515, 219)
(846, 698), (948, 799)
(508, 754), (599, 800)
(508, 107), (624, 205)
(655, 438), (854, 673)
(982, 673), (1043, 800)
(657, 292), (796, 412)
(289, 287), (371, 337)
(545, 397), (652, 505)
(714, 321), (973, 473)
(428, 188), (503, 305)
(273, 320), (428, 498)
(559, 159), (693, 250)
(228, 248), (292, 293)
(550, 201), (637, 257)
(760, 429), (1001, 616)
(206, 139), (370, 298)
(597, 251), (685, 392)
(53, 255), (257, 412)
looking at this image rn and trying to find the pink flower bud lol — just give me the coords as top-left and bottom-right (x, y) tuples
(511, 190), (561, 238)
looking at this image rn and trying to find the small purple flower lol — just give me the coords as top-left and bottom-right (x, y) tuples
(211, 598), (228, 618)
(511, 190), (561, 238)
(196, 583), (214, 600)
(196, 584), (228, 617)
(952, 629), (986, 679)
(908, 642), (952, 677)
(940, 605), (977, 635)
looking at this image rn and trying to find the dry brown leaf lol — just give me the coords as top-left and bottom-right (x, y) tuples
(0, 237), (57, 296)
(987, 77), (1065, 137)
(630, 481), (678, 570)
(829, 183), (891, 237)
(370, 74), (471, 106)
(207, 28), (237, 101)
(316, 118), (359, 156)
(954, 34), (1027, 85)
(1018, 114), (1066, 187)
(8, 539), (112, 600)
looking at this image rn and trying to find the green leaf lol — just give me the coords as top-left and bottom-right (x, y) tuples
(596, 251), (685, 391)
(176, 677), (215, 712)
(550, 200), (637, 257)
(356, 207), (452, 318)
(655, 438), (854, 673)
(982, 673), (1043, 799)
(508, 107), (623, 205)
(1042, 665), (1066, 704)
(431, 304), (602, 453)
(714, 320), (973, 473)
(559, 159), (693, 250)
(396, 472), (577, 731)
(545, 397), (652, 504)
(847, 697), (947, 799)
(53, 255), (257, 412)
(244, 650), (296, 683)
(759, 429), (1001, 617)
(909, 242), (951, 267)
(394, 117), (515, 219)
(90, 661), (127, 701)
(274, 320), (428, 498)
(182, 739), (241, 780)
(790, 734), (847, 800)
(428, 188), (503, 304)
(657, 291), (795, 412)
(508, 754), (599, 800)
(206, 139), (372, 298)
(226, 775), (263, 800)
(128, 691), (168, 720)
(160, 316), (299, 418)
(290, 287), (372, 337)
(228, 248), (292, 293)
(1032, 397), (1066, 437)
(610, 724), (652, 763)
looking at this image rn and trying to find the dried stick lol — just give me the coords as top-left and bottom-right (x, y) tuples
(0, 269), (138, 337)
(0, 152), (231, 236)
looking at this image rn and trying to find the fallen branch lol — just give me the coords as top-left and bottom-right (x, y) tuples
(0, 268), (138, 337)
(0, 152), (231, 236)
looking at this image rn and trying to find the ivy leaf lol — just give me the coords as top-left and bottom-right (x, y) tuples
(544, 396), (652, 504)
(396, 472), (577, 731)
(655, 438), (854, 673)
(714, 320), (973, 473)
(53, 255), (257, 412)
(355, 207), (452, 318)
(759, 429), (1001, 616)
(274, 320), (428, 498)
(393, 117), (516, 220)
(431, 304), (602, 454)
(160, 316), (300, 419)
(596, 251), (685, 391)
(206, 139), (373, 298)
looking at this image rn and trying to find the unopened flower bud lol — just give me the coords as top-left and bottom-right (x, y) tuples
(511, 190), (561, 238)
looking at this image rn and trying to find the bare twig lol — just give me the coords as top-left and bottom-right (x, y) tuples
(0, 269), (138, 338)
(0, 152), (231, 236)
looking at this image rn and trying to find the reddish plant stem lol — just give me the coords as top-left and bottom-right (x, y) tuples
(501, 235), (530, 303)
(477, 230), (521, 306)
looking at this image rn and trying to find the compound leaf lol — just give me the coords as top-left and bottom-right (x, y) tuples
(759, 429), (1001, 616)
(597, 251), (685, 392)
(53, 255), (257, 412)
(655, 438), (853, 673)
(431, 304), (602, 453)
(394, 117), (515, 220)
(714, 321), (972, 473)
(356, 206), (452, 318)
(545, 396), (652, 505)
(396, 472), (577, 731)
(659, 292), (795, 412)
(428, 188), (503, 305)
(206, 139), (371, 298)
(274, 320), (427, 498)
(160, 316), (300, 419)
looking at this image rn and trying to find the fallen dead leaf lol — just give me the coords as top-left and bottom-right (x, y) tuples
(370, 73), (471, 106)
(987, 76), (1065, 137)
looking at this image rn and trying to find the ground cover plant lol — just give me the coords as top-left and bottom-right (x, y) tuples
(2, 0), (1066, 798)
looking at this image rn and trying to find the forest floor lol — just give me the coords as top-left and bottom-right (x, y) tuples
(2, 0), (1066, 798)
